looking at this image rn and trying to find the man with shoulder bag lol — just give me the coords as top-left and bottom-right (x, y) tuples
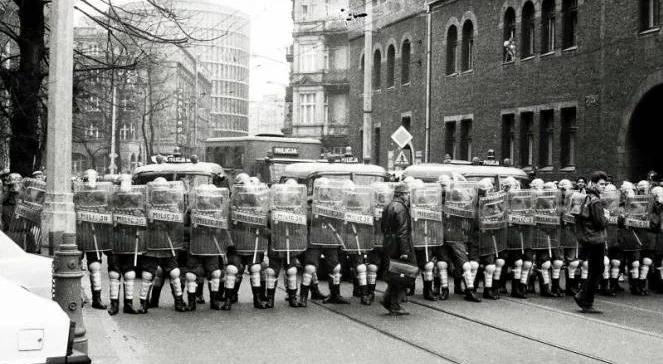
(380, 182), (418, 316)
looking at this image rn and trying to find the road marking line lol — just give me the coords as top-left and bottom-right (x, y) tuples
(594, 298), (663, 316)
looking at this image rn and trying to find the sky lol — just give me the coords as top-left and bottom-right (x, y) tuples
(74, 0), (294, 101)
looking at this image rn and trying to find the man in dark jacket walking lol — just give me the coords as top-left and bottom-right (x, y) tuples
(380, 182), (416, 315)
(574, 171), (609, 314)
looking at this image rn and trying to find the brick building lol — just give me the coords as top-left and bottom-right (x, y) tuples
(347, 0), (663, 181)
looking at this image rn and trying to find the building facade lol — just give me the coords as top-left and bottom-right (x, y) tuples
(290, 0), (351, 155)
(347, 0), (663, 181)
(72, 26), (212, 175)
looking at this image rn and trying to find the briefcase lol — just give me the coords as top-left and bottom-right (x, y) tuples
(386, 259), (419, 286)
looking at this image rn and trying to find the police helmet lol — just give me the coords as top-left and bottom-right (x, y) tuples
(530, 178), (544, 190)
(477, 178), (494, 192)
(636, 180), (650, 193)
(543, 182), (557, 190)
(234, 173), (250, 185)
(558, 179), (573, 190)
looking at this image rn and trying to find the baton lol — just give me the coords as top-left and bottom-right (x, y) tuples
(252, 229), (260, 265)
(351, 223), (361, 255)
(632, 230), (643, 246)
(492, 234), (499, 258)
(519, 232), (525, 254)
(325, 222), (346, 249)
(212, 234), (223, 256)
(166, 232), (176, 257)
(90, 224), (101, 261)
(285, 225), (291, 266)
(424, 220), (429, 263)
(546, 234), (552, 259)
(134, 232), (139, 267)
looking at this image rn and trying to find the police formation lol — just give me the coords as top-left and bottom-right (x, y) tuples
(8, 168), (663, 315)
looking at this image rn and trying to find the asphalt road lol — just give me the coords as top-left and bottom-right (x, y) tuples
(82, 269), (663, 364)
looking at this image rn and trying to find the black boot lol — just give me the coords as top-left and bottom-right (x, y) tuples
(298, 285), (309, 307)
(527, 272), (536, 293)
(310, 283), (328, 300)
(499, 277), (509, 294)
(323, 283), (350, 304)
(511, 279), (526, 299)
(483, 286), (499, 300)
(266, 288), (276, 309)
(360, 285), (371, 305)
(439, 287), (449, 300)
(107, 299), (119, 316)
(210, 290), (223, 310)
(454, 277), (464, 295)
(221, 288), (233, 310)
(367, 283), (376, 304)
(138, 299), (149, 314)
(464, 287), (481, 302)
(551, 279), (562, 297)
(539, 274), (555, 297)
(629, 278), (642, 295)
(608, 278), (621, 296)
(423, 281), (438, 301)
(174, 294), (188, 312)
(231, 278), (242, 303)
(195, 280), (205, 304)
(260, 280), (267, 301)
(492, 279), (502, 299)
(433, 277), (442, 298)
(91, 290), (107, 310)
(252, 287), (269, 309)
(352, 278), (361, 297)
(186, 292), (197, 312)
(407, 281), (415, 296)
(148, 284), (162, 308)
(287, 289), (299, 308)
(565, 278), (577, 296)
(639, 279), (649, 296)
(123, 299), (140, 314)
(599, 279), (611, 296)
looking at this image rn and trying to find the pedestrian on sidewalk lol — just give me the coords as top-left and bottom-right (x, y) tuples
(574, 171), (609, 314)
(380, 182), (416, 315)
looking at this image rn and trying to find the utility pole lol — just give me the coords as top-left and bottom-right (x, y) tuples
(42, 0), (87, 353)
(362, 0), (373, 163)
(109, 85), (118, 174)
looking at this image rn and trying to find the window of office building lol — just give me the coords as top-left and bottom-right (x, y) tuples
(445, 122), (457, 158)
(299, 93), (316, 124)
(374, 127), (381, 165)
(373, 49), (381, 90)
(539, 110), (554, 167)
(503, 8), (517, 62)
(461, 21), (474, 71)
(386, 45), (395, 88)
(561, 107), (577, 167)
(562, 0), (578, 49)
(542, 0), (556, 53)
(459, 119), (472, 161)
(521, 2), (536, 58)
(401, 39), (411, 84)
(446, 25), (458, 75)
(641, 0), (661, 31)
(520, 112), (534, 167)
(501, 114), (515, 162)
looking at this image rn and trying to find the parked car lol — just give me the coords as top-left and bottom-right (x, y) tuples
(0, 230), (53, 298)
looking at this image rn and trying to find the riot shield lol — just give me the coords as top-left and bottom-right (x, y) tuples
(506, 190), (535, 252)
(310, 179), (347, 247)
(444, 182), (477, 243)
(8, 178), (46, 252)
(601, 190), (621, 249)
(145, 181), (185, 255)
(270, 182), (308, 261)
(478, 192), (507, 257)
(111, 185), (147, 258)
(533, 190), (561, 254)
(411, 183), (443, 261)
(372, 182), (394, 248)
(190, 185), (230, 256)
(230, 183), (270, 259)
(560, 190), (583, 249)
(625, 194), (654, 250)
(343, 183), (375, 254)
(73, 181), (114, 256)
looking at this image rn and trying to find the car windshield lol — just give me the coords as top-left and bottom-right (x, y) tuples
(353, 175), (385, 185)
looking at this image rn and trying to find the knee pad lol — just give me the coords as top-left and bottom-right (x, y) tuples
(355, 264), (367, 274)
(514, 259), (523, 269)
(495, 259), (505, 268)
(581, 261), (589, 270)
(226, 265), (239, 276)
(88, 261), (101, 272)
(552, 260), (564, 269)
(610, 259), (621, 268)
(304, 265), (316, 275)
(109, 271), (120, 280)
(286, 266), (297, 276)
(367, 264), (378, 273)
(540, 260), (551, 270)
(169, 268), (181, 280)
(643, 258), (653, 266)
(522, 261), (533, 270)
(209, 269), (221, 279)
(469, 261), (479, 271)
(185, 272), (197, 283)
(568, 260), (579, 270)
(264, 267), (276, 277)
(142, 271), (153, 281)
(603, 256), (610, 266)
(249, 264), (262, 274)
(424, 261), (434, 272)
(331, 264), (342, 275)
(462, 262), (471, 272)
(484, 264), (496, 275)
(436, 261), (448, 271)
(124, 271), (136, 280)
(632, 261), (640, 269)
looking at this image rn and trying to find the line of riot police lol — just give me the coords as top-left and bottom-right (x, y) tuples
(60, 168), (663, 315)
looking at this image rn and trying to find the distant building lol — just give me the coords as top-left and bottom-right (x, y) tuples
(249, 93), (286, 135)
(289, 0), (351, 155)
(72, 25), (212, 175)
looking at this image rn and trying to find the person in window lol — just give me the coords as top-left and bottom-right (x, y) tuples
(573, 171), (609, 314)
(503, 35), (516, 62)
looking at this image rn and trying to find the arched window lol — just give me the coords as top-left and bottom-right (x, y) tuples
(562, 0), (578, 48)
(446, 25), (458, 75)
(521, 1), (536, 58)
(641, 0), (661, 31)
(386, 44), (395, 87)
(401, 39), (411, 84)
(461, 20), (474, 71)
(542, 0), (556, 53)
(373, 49), (381, 90)
(503, 8), (516, 62)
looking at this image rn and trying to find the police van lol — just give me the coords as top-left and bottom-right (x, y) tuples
(403, 161), (528, 188)
(280, 162), (389, 196)
(132, 156), (228, 189)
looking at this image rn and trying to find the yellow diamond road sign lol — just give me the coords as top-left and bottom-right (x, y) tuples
(391, 126), (413, 149)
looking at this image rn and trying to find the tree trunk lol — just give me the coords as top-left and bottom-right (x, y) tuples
(10, 0), (45, 176)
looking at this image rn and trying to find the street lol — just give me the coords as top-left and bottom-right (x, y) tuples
(83, 267), (663, 364)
